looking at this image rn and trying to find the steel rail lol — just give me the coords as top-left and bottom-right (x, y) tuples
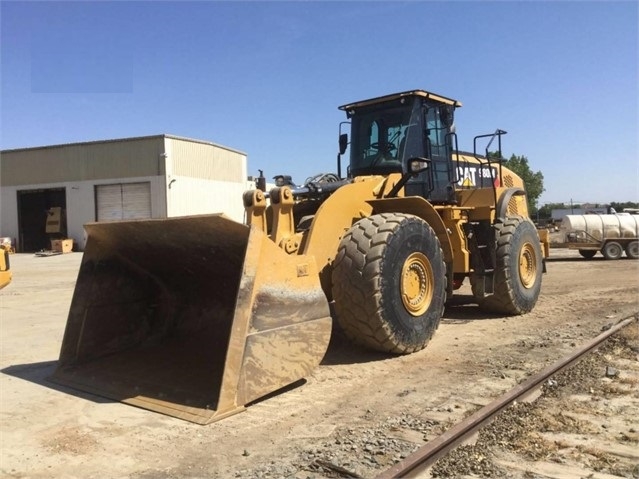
(375, 314), (637, 479)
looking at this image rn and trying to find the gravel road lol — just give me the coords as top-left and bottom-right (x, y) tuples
(1, 248), (637, 478)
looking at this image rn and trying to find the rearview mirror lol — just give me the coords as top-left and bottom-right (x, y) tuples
(339, 133), (348, 155)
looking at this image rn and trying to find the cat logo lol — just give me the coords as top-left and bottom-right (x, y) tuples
(456, 163), (499, 188)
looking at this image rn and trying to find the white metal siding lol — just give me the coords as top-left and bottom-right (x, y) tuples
(168, 138), (246, 183)
(96, 182), (151, 221)
(1, 136), (165, 186)
(165, 176), (247, 223)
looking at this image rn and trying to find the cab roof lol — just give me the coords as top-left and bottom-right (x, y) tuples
(338, 89), (462, 112)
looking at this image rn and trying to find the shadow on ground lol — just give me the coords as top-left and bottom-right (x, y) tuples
(1, 298), (508, 409)
(1, 360), (113, 404)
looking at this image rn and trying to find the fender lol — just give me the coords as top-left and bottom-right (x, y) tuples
(300, 177), (454, 300)
(496, 187), (526, 220)
(366, 196), (453, 264)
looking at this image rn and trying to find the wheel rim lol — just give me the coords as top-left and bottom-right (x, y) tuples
(400, 252), (434, 316)
(519, 242), (537, 289)
(605, 243), (622, 259)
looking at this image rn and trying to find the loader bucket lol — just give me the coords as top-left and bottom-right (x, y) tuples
(50, 214), (332, 424)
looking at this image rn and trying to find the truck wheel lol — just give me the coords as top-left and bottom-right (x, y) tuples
(625, 241), (639, 259)
(579, 249), (597, 259)
(602, 241), (623, 260)
(472, 216), (543, 315)
(332, 213), (446, 354)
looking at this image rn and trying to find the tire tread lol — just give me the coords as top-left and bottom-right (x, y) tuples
(472, 215), (542, 315)
(332, 213), (445, 354)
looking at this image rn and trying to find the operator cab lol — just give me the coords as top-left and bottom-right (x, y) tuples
(339, 90), (461, 204)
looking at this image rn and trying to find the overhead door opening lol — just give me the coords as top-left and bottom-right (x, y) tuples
(17, 188), (67, 252)
(96, 182), (152, 222)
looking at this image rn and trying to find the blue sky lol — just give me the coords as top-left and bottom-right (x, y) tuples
(1, 1), (637, 205)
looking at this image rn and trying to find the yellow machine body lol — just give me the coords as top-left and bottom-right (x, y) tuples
(51, 89), (546, 423)
(0, 245), (11, 290)
(247, 154), (541, 286)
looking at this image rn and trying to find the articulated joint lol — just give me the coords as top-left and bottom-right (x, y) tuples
(243, 190), (268, 233)
(269, 186), (297, 251)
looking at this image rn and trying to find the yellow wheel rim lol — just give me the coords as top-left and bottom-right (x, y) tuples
(400, 252), (434, 316)
(519, 242), (537, 289)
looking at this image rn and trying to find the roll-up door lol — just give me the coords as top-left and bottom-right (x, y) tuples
(96, 182), (151, 221)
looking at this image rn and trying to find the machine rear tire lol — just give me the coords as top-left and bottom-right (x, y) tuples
(602, 241), (623, 260)
(579, 249), (597, 259)
(472, 216), (543, 315)
(331, 213), (446, 354)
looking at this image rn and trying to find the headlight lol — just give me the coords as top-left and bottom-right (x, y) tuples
(409, 158), (430, 173)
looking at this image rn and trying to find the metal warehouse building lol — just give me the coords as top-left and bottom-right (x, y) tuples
(0, 134), (249, 252)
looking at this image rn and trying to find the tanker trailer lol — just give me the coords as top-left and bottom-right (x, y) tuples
(561, 214), (639, 260)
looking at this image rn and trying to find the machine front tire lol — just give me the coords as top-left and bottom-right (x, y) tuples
(332, 213), (446, 354)
(602, 241), (623, 260)
(579, 249), (597, 259)
(625, 241), (639, 260)
(473, 216), (543, 315)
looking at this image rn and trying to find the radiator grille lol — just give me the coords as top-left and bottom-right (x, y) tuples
(508, 197), (520, 215)
(503, 174), (514, 188)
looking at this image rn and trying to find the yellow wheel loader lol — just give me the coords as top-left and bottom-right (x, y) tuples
(51, 90), (547, 424)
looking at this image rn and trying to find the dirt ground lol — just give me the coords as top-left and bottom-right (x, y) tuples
(1, 248), (638, 478)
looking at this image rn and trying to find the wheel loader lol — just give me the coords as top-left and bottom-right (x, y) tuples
(51, 90), (547, 424)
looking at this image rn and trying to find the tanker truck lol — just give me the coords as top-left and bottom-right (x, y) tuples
(561, 213), (639, 260)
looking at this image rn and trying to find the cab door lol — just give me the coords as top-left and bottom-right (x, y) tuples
(405, 104), (455, 204)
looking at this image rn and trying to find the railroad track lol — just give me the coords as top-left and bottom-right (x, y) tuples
(233, 313), (638, 479)
(374, 314), (638, 479)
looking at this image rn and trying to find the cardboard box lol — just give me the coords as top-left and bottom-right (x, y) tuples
(51, 239), (73, 253)
(46, 207), (63, 234)
(0, 237), (12, 250)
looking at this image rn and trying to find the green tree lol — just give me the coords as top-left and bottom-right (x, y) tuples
(490, 152), (545, 213)
(537, 202), (567, 220)
(610, 201), (639, 211)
